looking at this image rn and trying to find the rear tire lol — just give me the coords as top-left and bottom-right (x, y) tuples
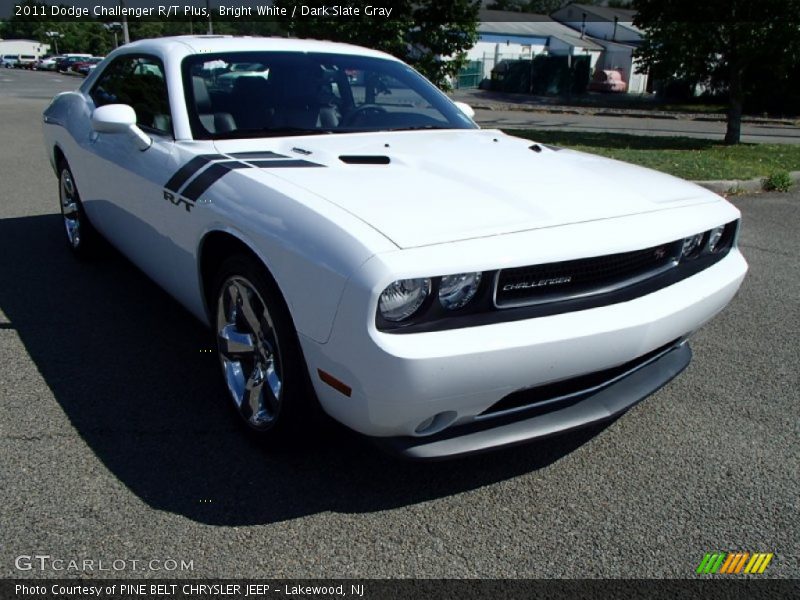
(213, 254), (317, 442)
(57, 159), (99, 258)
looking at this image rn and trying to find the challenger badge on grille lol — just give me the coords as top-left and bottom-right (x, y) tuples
(495, 242), (680, 309)
(502, 276), (573, 291)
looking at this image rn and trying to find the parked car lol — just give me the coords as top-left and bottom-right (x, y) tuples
(78, 56), (106, 75)
(1, 54), (19, 68)
(71, 56), (104, 76)
(42, 36), (747, 459)
(56, 54), (92, 72)
(69, 60), (89, 73)
(38, 55), (63, 71)
(15, 54), (38, 69)
(79, 61), (101, 76)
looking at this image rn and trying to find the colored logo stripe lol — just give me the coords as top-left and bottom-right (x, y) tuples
(719, 553), (736, 573)
(697, 552), (774, 574)
(697, 553), (725, 574)
(696, 553), (711, 574)
(724, 552), (749, 574)
(745, 553), (774, 574)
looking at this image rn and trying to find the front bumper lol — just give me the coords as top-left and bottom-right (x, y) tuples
(300, 247), (747, 455)
(375, 340), (691, 460)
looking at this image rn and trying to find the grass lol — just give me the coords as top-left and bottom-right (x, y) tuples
(564, 98), (728, 115)
(507, 129), (800, 181)
(657, 103), (729, 114)
(488, 92), (732, 115)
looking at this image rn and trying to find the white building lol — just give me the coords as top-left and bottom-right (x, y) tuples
(550, 3), (643, 44)
(467, 11), (604, 83)
(0, 39), (50, 58)
(550, 3), (650, 94)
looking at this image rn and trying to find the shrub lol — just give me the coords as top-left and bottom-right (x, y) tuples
(762, 171), (793, 192)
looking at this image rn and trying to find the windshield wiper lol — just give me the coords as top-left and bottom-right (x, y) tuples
(385, 125), (453, 132)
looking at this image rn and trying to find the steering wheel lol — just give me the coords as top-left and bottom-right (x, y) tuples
(342, 104), (387, 126)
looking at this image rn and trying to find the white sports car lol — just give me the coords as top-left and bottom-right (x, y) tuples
(43, 36), (747, 459)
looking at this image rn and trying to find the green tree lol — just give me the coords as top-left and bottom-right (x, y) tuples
(274, 0), (480, 89)
(486, 0), (616, 13)
(0, 0), (285, 54)
(486, 0), (565, 13)
(633, 0), (800, 144)
(0, 0), (113, 55)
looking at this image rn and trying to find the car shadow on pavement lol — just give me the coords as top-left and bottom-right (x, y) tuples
(0, 214), (612, 526)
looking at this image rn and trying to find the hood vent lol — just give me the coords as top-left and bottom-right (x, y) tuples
(339, 155), (390, 165)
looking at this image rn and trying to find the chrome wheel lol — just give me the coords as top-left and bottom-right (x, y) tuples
(59, 168), (81, 248)
(216, 276), (283, 430)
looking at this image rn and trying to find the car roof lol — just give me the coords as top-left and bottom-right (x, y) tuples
(117, 35), (400, 62)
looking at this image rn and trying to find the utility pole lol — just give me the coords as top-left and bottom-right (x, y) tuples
(104, 22), (122, 48)
(120, 0), (130, 44)
(46, 31), (63, 55)
(207, 0), (214, 34)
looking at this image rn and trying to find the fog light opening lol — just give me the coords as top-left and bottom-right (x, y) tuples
(414, 411), (458, 436)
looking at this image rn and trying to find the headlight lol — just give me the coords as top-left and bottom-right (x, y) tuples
(439, 272), (482, 310)
(707, 225), (726, 252)
(379, 278), (431, 322)
(681, 233), (704, 258)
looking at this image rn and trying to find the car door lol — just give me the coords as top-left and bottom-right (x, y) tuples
(81, 54), (202, 310)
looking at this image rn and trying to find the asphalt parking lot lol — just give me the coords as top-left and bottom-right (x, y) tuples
(0, 69), (798, 579)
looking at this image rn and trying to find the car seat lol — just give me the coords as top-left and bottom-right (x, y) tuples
(192, 76), (237, 134)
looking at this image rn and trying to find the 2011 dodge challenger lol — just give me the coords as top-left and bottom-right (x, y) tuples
(42, 36), (747, 459)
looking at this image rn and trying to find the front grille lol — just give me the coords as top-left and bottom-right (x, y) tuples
(494, 241), (682, 308)
(479, 339), (680, 418)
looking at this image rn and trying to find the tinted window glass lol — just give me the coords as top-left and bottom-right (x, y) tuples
(182, 51), (476, 139)
(91, 56), (172, 136)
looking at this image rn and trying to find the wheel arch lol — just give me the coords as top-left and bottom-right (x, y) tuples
(197, 229), (291, 328)
(52, 144), (66, 173)
(200, 227), (324, 435)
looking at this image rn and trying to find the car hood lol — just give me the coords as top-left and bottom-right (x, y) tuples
(214, 130), (720, 249)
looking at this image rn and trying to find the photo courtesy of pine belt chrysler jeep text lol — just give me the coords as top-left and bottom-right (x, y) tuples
(42, 36), (748, 459)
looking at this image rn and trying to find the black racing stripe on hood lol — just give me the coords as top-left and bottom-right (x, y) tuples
(164, 154), (225, 192)
(181, 161), (252, 202)
(228, 151), (289, 159)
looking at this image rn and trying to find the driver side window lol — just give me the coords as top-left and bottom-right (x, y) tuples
(90, 56), (173, 136)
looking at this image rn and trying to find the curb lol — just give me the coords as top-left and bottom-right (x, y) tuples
(693, 171), (800, 194)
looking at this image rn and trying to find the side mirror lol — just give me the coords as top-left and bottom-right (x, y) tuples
(91, 104), (152, 151)
(453, 101), (476, 120)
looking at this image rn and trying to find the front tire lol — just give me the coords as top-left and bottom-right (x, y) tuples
(58, 159), (98, 258)
(213, 254), (315, 441)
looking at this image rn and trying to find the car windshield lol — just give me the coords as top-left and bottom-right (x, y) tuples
(182, 51), (476, 139)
